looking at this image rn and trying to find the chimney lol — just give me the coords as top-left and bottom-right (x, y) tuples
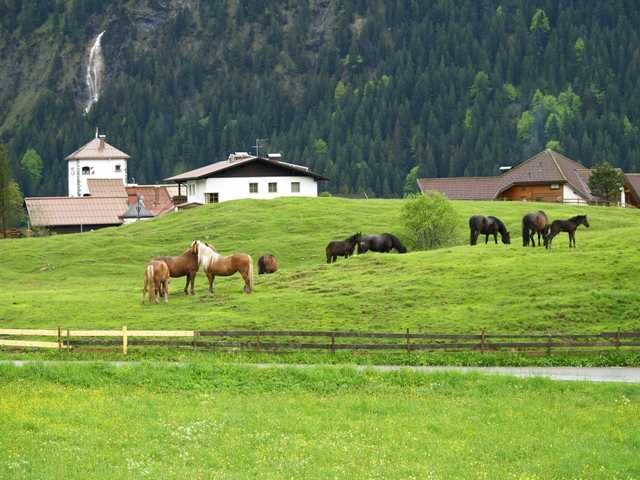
(267, 153), (282, 160)
(499, 166), (512, 173)
(99, 134), (106, 150)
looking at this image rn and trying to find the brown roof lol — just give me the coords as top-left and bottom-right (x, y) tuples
(625, 174), (640, 200)
(125, 185), (175, 216)
(87, 179), (128, 198)
(65, 136), (130, 161)
(165, 155), (328, 182)
(25, 197), (127, 227)
(418, 149), (594, 201)
(418, 177), (503, 200)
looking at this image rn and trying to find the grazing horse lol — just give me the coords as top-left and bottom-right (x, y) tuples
(544, 215), (589, 249)
(192, 240), (253, 294)
(154, 247), (199, 295)
(357, 233), (407, 254)
(469, 215), (511, 245)
(522, 211), (550, 247)
(258, 254), (278, 274)
(142, 260), (170, 304)
(325, 233), (361, 263)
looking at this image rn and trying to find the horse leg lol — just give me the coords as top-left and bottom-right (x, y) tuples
(162, 280), (169, 303)
(493, 233), (498, 244)
(184, 275), (190, 295)
(207, 272), (215, 295)
(242, 269), (252, 294)
(189, 272), (196, 295)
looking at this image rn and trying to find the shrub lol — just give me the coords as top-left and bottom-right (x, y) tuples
(401, 192), (458, 250)
(319, 191), (332, 197)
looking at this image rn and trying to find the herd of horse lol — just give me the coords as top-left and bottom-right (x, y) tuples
(142, 210), (589, 304)
(469, 211), (590, 248)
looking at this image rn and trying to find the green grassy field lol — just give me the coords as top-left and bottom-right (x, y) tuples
(1, 197), (639, 334)
(1, 364), (639, 479)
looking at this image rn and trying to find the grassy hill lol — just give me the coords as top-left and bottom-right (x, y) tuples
(1, 197), (639, 333)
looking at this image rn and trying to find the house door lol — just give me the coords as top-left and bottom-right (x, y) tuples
(205, 193), (219, 204)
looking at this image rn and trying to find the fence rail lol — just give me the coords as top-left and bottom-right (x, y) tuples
(1, 327), (639, 355)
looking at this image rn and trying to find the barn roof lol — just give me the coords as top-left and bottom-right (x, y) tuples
(165, 155), (328, 182)
(125, 185), (175, 216)
(25, 197), (127, 227)
(65, 135), (130, 161)
(87, 179), (128, 198)
(418, 149), (595, 201)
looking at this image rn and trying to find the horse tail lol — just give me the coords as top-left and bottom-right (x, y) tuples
(522, 217), (529, 247)
(143, 263), (154, 303)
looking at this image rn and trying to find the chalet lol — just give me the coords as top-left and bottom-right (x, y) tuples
(25, 134), (176, 234)
(165, 152), (328, 205)
(418, 149), (640, 207)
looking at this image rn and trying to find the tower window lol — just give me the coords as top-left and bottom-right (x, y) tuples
(82, 167), (90, 175)
(115, 164), (122, 172)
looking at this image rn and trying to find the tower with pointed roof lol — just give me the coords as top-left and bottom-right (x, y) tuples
(65, 131), (130, 197)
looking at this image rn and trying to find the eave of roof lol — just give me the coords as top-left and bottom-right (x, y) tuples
(165, 156), (329, 182)
(65, 137), (130, 160)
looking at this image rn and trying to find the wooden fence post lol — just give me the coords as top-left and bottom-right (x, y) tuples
(57, 327), (62, 351)
(256, 332), (261, 352)
(616, 328), (621, 350)
(331, 333), (335, 355)
(547, 335), (552, 356)
(66, 329), (70, 352)
(480, 329), (486, 353)
(122, 325), (128, 355)
(193, 331), (199, 350)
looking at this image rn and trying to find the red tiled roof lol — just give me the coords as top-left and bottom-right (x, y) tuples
(65, 136), (130, 160)
(125, 185), (175, 216)
(418, 149), (594, 201)
(25, 197), (127, 227)
(165, 156), (328, 182)
(87, 179), (127, 198)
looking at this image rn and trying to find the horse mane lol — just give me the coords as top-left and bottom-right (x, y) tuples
(345, 233), (360, 243)
(568, 215), (586, 222)
(488, 216), (507, 234)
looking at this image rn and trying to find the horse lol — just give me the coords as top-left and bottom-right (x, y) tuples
(154, 246), (199, 295)
(325, 233), (361, 263)
(468, 215), (511, 245)
(258, 254), (278, 274)
(192, 240), (253, 294)
(522, 211), (550, 247)
(357, 233), (407, 254)
(142, 260), (170, 304)
(544, 215), (589, 249)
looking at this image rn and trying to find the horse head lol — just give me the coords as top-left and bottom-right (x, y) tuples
(581, 215), (590, 228)
(501, 230), (511, 244)
(190, 240), (199, 255)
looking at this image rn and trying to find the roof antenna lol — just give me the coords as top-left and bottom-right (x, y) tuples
(252, 138), (268, 158)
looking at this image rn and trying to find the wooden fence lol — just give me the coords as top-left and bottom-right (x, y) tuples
(1, 328), (639, 355)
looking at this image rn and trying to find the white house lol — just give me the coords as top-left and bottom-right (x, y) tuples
(66, 132), (129, 197)
(165, 152), (328, 204)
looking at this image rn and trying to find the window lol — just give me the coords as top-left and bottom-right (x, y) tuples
(115, 164), (122, 173)
(291, 182), (300, 193)
(550, 184), (560, 190)
(249, 183), (258, 193)
(268, 182), (277, 193)
(82, 166), (90, 175)
(205, 193), (219, 204)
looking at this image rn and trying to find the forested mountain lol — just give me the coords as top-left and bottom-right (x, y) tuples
(1, 0), (640, 197)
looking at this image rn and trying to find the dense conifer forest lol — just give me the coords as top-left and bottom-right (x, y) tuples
(1, 0), (640, 196)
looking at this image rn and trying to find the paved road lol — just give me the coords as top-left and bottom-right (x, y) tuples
(2, 360), (640, 383)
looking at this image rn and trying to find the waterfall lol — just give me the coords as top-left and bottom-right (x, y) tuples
(84, 31), (106, 114)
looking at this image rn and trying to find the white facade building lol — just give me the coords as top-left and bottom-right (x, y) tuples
(166, 153), (327, 205)
(66, 133), (129, 197)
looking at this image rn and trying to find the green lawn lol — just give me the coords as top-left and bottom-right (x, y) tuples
(1, 197), (639, 334)
(0, 363), (638, 479)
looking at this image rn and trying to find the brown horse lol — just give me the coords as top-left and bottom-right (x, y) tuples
(154, 247), (199, 295)
(522, 210), (550, 247)
(544, 215), (590, 249)
(326, 233), (361, 263)
(142, 260), (170, 304)
(192, 240), (253, 294)
(258, 254), (278, 274)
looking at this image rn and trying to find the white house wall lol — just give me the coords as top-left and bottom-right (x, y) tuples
(68, 159), (128, 197)
(186, 176), (318, 203)
(562, 184), (588, 204)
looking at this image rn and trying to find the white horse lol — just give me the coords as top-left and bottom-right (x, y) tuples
(192, 240), (253, 294)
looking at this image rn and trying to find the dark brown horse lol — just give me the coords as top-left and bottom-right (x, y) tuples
(522, 211), (550, 247)
(544, 215), (589, 249)
(326, 233), (361, 263)
(154, 246), (199, 295)
(469, 216), (510, 245)
(258, 254), (278, 274)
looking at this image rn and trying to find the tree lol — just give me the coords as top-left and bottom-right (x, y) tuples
(588, 161), (625, 205)
(0, 145), (25, 237)
(401, 192), (458, 250)
(403, 166), (419, 197)
(20, 148), (43, 194)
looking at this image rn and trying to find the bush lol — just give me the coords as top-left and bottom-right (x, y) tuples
(401, 192), (458, 250)
(319, 191), (332, 197)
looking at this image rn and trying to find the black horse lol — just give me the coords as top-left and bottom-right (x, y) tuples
(357, 233), (407, 254)
(522, 210), (550, 247)
(326, 233), (361, 263)
(544, 215), (589, 249)
(469, 215), (511, 245)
